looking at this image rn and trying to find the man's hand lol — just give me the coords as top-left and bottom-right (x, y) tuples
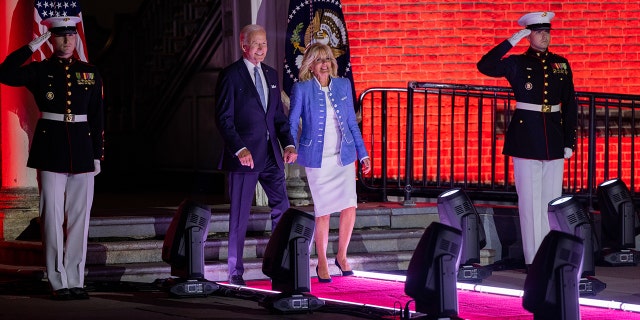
(564, 147), (573, 159)
(237, 148), (254, 169)
(508, 29), (531, 46)
(28, 31), (51, 52)
(361, 158), (371, 174)
(283, 146), (297, 164)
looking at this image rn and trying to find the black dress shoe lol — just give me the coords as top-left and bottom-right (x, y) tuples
(316, 266), (332, 283)
(335, 259), (354, 276)
(69, 287), (90, 300)
(51, 288), (73, 301)
(228, 275), (246, 286)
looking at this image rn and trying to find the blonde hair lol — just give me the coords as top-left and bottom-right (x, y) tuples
(298, 43), (338, 81)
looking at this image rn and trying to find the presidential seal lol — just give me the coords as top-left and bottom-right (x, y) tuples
(283, 0), (353, 96)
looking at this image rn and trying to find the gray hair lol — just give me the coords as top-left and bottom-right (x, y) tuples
(240, 24), (266, 46)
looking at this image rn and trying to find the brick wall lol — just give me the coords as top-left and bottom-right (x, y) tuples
(343, 1), (640, 189)
(342, 0), (640, 95)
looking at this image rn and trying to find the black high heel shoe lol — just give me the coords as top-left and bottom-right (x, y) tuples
(335, 259), (354, 276)
(316, 266), (332, 283)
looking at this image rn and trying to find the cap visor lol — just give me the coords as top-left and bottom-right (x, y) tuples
(50, 27), (77, 35)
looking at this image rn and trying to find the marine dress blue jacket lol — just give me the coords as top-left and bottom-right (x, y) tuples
(289, 77), (368, 168)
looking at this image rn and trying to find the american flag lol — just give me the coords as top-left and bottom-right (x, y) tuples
(33, 0), (88, 62)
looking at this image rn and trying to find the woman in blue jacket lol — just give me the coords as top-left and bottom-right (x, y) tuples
(289, 43), (371, 283)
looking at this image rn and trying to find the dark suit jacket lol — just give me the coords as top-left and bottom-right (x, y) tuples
(0, 46), (104, 173)
(215, 58), (294, 172)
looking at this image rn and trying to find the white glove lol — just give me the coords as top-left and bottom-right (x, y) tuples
(93, 159), (101, 176)
(28, 31), (51, 52)
(508, 29), (531, 46)
(564, 147), (573, 159)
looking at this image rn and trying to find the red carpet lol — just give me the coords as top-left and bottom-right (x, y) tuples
(245, 276), (640, 320)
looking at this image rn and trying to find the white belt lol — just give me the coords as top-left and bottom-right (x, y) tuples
(41, 112), (88, 122)
(515, 102), (560, 113)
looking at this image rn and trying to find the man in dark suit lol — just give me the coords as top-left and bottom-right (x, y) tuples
(0, 16), (103, 300)
(215, 24), (297, 286)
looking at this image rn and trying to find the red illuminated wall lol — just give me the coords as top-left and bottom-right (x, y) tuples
(341, 1), (640, 189)
(1, 0), (38, 189)
(342, 1), (640, 94)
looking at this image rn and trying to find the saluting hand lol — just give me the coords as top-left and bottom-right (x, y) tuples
(28, 31), (51, 52)
(508, 29), (531, 47)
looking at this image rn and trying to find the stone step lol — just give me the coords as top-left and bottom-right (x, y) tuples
(0, 199), (508, 284)
(0, 250), (418, 284)
(0, 247), (497, 284)
(0, 228), (430, 266)
(85, 203), (443, 239)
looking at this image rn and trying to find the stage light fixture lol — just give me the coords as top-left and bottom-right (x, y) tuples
(523, 230), (584, 320)
(437, 188), (492, 282)
(260, 208), (324, 313)
(162, 199), (219, 297)
(596, 178), (639, 266)
(548, 196), (606, 296)
(405, 221), (463, 320)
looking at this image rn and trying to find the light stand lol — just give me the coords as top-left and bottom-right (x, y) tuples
(548, 196), (605, 296)
(437, 188), (492, 282)
(597, 178), (640, 267)
(260, 208), (324, 313)
(523, 230), (584, 320)
(162, 199), (219, 297)
(405, 222), (464, 320)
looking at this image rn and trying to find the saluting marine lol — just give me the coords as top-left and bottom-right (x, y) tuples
(477, 12), (578, 267)
(0, 16), (103, 300)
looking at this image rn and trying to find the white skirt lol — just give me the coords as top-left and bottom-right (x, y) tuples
(305, 156), (357, 217)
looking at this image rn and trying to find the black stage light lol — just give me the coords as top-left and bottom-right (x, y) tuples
(260, 208), (324, 313)
(437, 188), (491, 282)
(162, 199), (219, 297)
(596, 178), (639, 266)
(523, 230), (584, 320)
(548, 196), (606, 296)
(405, 222), (463, 320)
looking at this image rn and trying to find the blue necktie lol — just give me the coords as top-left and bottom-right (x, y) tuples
(254, 66), (267, 111)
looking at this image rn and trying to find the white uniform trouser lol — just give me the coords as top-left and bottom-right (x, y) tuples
(512, 157), (564, 264)
(38, 170), (94, 290)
